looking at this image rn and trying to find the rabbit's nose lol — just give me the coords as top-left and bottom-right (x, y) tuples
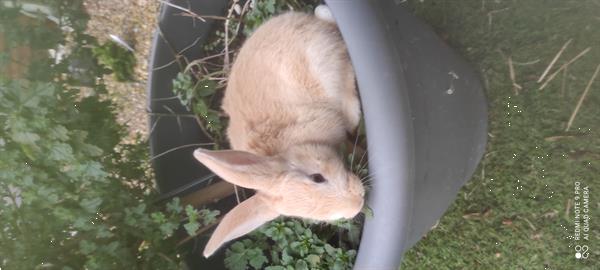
(342, 196), (364, 219)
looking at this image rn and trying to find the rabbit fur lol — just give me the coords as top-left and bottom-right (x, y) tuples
(194, 8), (364, 257)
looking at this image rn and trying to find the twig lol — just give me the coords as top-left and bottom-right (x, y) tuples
(487, 7), (509, 31)
(156, 25), (185, 70)
(148, 116), (162, 136)
(223, 0), (240, 74)
(518, 216), (537, 231)
(184, 52), (230, 75)
(153, 59), (178, 71)
(228, 0), (252, 48)
(565, 199), (572, 219)
(544, 135), (575, 142)
(565, 63), (600, 131)
(512, 59), (541, 66)
(178, 13), (232, 21)
(162, 105), (183, 133)
(147, 112), (198, 117)
(157, 252), (176, 265)
(194, 116), (217, 143)
(150, 143), (216, 162)
(537, 39), (572, 83)
(539, 47), (591, 90)
(179, 37), (202, 56)
(158, 0), (206, 22)
(150, 96), (180, 102)
(507, 56), (522, 95)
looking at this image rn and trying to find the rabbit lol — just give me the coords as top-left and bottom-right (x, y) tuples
(194, 6), (365, 257)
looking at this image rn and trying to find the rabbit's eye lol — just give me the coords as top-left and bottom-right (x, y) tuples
(310, 173), (327, 183)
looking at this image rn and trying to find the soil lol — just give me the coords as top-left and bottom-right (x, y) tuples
(83, 0), (161, 142)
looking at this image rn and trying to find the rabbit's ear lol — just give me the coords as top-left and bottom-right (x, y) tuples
(193, 148), (282, 190)
(203, 195), (279, 257)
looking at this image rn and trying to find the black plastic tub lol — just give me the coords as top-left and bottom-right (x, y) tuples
(147, 0), (487, 269)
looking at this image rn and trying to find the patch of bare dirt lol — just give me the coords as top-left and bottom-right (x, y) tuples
(83, 0), (161, 142)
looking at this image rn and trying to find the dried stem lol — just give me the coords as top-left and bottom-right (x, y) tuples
(149, 143), (216, 162)
(539, 47), (591, 90)
(194, 116), (217, 143)
(228, 0), (252, 48)
(537, 39), (572, 83)
(507, 56), (522, 95)
(565, 63), (600, 131)
(512, 59), (540, 66)
(223, 0), (238, 74)
(156, 25), (185, 70)
(179, 13), (232, 21)
(184, 52), (230, 74)
(157, 0), (206, 22)
(487, 7), (509, 31)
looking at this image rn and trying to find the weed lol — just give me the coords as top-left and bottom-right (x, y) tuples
(92, 41), (136, 82)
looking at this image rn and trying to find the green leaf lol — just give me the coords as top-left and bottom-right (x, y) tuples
(49, 125), (69, 140)
(151, 212), (166, 223)
(199, 208), (220, 225)
(10, 131), (40, 144)
(104, 241), (119, 254)
(324, 244), (336, 256)
(183, 221), (199, 236)
(305, 254), (320, 267)
(159, 222), (179, 238)
(196, 79), (217, 97)
(79, 240), (97, 255)
(294, 259), (309, 270)
(80, 161), (108, 180)
(248, 252), (268, 269)
(73, 217), (93, 230)
(172, 72), (195, 107)
(362, 205), (374, 218)
(49, 143), (74, 161)
(224, 252), (246, 270)
(166, 197), (183, 214)
(194, 99), (209, 117)
(230, 242), (245, 253)
(80, 197), (103, 213)
(270, 249), (280, 264)
(281, 248), (293, 265)
(265, 266), (286, 270)
(332, 260), (345, 270)
(96, 226), (114, 238)
(185, 205), (199, 220)
(79, 144), (103, 157)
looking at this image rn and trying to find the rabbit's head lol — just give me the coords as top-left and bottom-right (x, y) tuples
(194, 145), (365, 257)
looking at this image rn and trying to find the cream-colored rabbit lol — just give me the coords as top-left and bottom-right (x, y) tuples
(194, 7), (364, 257)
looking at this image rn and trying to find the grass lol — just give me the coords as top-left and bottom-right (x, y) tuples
(399, 0), (600, 269)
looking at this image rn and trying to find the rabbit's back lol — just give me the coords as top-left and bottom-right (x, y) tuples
(223, 12), (359, 156)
